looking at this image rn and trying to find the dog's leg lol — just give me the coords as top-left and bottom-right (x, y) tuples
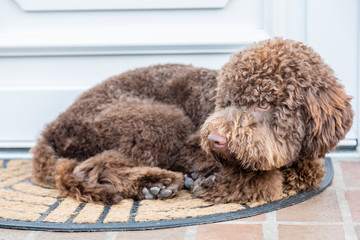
(170, 132), (221, 189)
(281, 159), (325, 194)
(31, 137), (59, 187)
(191, 169), (284, 203)
(54, 150), (184, 205)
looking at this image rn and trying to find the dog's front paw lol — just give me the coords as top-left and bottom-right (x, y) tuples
(184, 172), (202, 189)
(191, 174), (216, 196)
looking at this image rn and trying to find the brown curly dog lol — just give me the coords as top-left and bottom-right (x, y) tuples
(32, 38), (353, 205)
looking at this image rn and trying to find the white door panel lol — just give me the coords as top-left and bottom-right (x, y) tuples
(0, 89), (82, 144)
(306, 0), (358, 140)
(0, 53), (234, 146)
(0, 0), (358, 148)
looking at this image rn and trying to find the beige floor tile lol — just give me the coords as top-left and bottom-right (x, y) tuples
(196, 224), (262, 240)
(116, 227), (186, 240)
(0, 228), (32, 240)
(278, 225), (345, 240)
(340, 162), (360, 187)
(36, 231), (107, 240)
(277, 190), (342, 222)
(345, 190), (360, 221)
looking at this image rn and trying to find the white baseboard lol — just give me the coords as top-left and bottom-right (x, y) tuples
(1, 148), (359, 161)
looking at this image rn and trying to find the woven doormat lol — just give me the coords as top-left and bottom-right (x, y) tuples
(0, 158), (333, 232)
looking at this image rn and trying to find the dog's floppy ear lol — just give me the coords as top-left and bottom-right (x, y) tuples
(300, 84), (353, 160)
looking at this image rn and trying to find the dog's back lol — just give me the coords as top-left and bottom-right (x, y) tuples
(67, 64), (217, 127)
(31, 64), (218, 203)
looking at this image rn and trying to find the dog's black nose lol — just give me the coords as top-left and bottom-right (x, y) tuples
(208, 133), (227, 150)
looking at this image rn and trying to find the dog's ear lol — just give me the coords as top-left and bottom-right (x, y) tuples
(300, 84), (353, 160)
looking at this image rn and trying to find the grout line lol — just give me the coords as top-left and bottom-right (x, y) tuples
(103, 231), (119, 240)
(183, 225), (198, 240)
(265, 221), (360, 226)
(343, 225), (359, 240)
(333, 161), (358, 240)
(263, 211), (278, 240)
(336, 191), (354, 223)
(24, 231), (40, 240)
(332, 161), (346, 189)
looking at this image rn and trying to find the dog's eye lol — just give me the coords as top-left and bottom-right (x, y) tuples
(257, 102), (270, 110)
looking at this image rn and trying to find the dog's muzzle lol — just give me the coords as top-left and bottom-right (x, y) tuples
(207, 133), (232, 160)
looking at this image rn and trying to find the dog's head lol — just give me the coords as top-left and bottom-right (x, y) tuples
(200, 38), (353, 171)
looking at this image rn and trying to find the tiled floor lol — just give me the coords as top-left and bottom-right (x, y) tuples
(0, 156), (359, 240)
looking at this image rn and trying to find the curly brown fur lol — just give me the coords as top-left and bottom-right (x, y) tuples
(32, 39), (353, 205)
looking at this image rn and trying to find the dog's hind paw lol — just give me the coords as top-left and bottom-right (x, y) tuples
(142, 185), (175, 199)
(140, 173), (184, 200)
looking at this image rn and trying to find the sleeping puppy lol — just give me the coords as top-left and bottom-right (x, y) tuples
(32, 38), (353, 204)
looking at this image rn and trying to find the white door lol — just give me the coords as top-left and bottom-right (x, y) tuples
(0, 0), (358, 152)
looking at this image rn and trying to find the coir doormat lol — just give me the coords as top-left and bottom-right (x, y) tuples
(0, 158), (333, 232)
